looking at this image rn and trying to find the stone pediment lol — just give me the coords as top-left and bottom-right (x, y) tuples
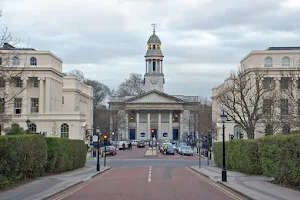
(125, 90), (185, 104)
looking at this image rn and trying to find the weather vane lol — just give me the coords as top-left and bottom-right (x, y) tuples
(151, 23), (157, 33)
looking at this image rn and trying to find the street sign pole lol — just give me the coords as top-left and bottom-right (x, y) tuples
(198, 147), (201, 168)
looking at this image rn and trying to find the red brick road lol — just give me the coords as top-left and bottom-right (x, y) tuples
(52, 166), (246, 200)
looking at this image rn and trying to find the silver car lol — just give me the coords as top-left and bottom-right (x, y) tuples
(181, 146), (193, 156)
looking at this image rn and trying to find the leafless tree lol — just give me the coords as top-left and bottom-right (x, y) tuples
(110, 110), (126, 141)
(116, 73), (144, 97)
(66, 69), (85, 82)
(94, 105), (110, 134)
(215, 67), (282, 139)
(0, 13), (30, 125)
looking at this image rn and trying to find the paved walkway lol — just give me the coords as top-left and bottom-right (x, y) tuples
(0, 165), (111, 200)
(190, 164), (300, 200)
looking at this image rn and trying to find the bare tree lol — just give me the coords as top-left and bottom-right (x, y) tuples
(66, 69), (85, 82)
(0, 13), (30, 125)
(116, 73), (144, 96)
(110, 110), (126, 141)
(215, 67), (281, 139)
(94, 105), (110, 133)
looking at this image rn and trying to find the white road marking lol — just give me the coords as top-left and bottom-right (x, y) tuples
(148, 166), (152, 182)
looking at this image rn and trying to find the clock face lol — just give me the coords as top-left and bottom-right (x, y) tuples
(150, 77), (157, 84)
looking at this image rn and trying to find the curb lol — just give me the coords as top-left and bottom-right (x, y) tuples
(189, 167), (254, 200)
(217, 181), (255, 200)
(41, 167), (112, 200)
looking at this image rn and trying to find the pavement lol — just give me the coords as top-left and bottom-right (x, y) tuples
(48, 166), (247, 200)
(0, 165), (111, 200)
(190, 163), (300, 200)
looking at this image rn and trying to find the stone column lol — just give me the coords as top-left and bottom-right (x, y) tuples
(125, 111), (129, 140)
(45, 77), (51, 113)
(180, 110), (184, 139)
(158, 111), (161, 139)
(169, 110), (172, 136)
(136, 111), (139, 139)
(147, 111), (151, 140)
(21, 78), (28, 114)
(38, 77), (45, 113)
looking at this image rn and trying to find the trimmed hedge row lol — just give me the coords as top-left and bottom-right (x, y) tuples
(213, 134), (300, 189)
(0, 135), (86, 189)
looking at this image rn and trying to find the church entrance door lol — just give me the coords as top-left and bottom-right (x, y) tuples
(173, 129), (179, 140)
(130, 129), (136, 140)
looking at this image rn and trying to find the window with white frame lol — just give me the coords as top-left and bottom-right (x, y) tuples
(61, 123), (69, 138)
(30, 77), (39, 88)
(282, 57), (290, 67)
(264, 57), (272, 67)
(14, 98), (22, 114)
(12, 56), (20, 65)
(14, 77), (22, 87)
(31, 98), (39, 113)
(30, 57), (37, 66)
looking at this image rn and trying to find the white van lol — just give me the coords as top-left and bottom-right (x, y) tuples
(132, 140), (141, 146)
(118, 141), (129, 150)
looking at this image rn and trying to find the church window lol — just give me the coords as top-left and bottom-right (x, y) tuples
(153, 45), (156, 50)
(153, 62), (156, 71)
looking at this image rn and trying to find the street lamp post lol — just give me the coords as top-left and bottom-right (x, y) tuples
(220, 110), (228, 182)
(26, 118), (31, 134)
(96, 127), (101, 172)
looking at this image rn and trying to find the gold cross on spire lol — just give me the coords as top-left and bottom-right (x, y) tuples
(151, 23), (157, 34)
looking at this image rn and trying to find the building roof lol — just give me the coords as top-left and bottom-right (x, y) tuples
(0, 43), (36, 51)
(266, 47), (300, 50)
(148, 31), (161, 44)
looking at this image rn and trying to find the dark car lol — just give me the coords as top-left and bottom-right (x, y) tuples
(137, 140), (145, 148)
(166, 145), (175, 155)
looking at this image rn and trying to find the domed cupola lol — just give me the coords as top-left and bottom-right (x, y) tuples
(146, 24), (164, 57)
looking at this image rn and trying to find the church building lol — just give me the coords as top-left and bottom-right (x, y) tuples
(108, 27), (200, 141)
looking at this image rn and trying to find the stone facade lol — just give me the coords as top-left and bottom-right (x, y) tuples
(0, 43), (94, 140)
(108, 29), (200, 141)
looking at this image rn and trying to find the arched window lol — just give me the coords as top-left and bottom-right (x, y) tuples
(153, 44), (156, 50)
(13, 56), (20, 66)
(265, 124), (273, 136)
(30, 57), (37, 66)
(61, 123), (69, 138)
(264, 57), (272, 67)
(282, 124), (290, 134)
(282, 57), (290, 67)
(29, 124), (37, 133)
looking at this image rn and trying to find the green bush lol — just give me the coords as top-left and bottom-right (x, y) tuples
(45, 138), (86, 173)
(213, 140), (262, 175)
(0, 135), (47, 189)
(259, 134), (300, 189)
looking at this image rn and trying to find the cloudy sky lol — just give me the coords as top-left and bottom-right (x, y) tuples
(1, 0), (300, 98)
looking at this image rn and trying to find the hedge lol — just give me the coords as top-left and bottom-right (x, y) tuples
(45, 138), (86, 173)
(259, 134), (300, 189)
(0, 135), (86, 189)
(0, 135), (47, 189)
(213, 134), (300, 189)
(213, 139), (262, 175)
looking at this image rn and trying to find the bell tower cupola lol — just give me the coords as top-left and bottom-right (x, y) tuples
(144, 24), (165, 93)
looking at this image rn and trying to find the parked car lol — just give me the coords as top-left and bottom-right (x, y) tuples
(101, 146), (117, 156)
(137, 140), (145, 148)
(118, 141), (129, 150)
(181, 146), (193, 156)
(166, 144), (175, 155)
(132, 140), (141, 146)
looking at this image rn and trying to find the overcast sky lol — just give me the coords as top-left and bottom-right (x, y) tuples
(1, 0), (300, 98)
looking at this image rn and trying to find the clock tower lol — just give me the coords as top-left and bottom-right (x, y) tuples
(144, 24), (164, 93)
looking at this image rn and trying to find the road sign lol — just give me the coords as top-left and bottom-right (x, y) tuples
(196, 139), (202, 148)
(93, 135), (98, 142)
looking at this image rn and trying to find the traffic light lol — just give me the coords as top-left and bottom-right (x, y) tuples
(103, 134), (108, 146)
(230, 134), (234, 140)
(151, 129), (154, 137)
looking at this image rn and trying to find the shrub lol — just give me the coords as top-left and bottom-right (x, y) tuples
(213, 140), (262, 175)
(45, 138), (86, 173)
(259, 134), (300, 189)
(0, 135), (47, 189)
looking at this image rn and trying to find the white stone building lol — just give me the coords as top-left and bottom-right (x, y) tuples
(109, 28), (200, 141)
(0, 43), (94, 140)
(212, 47), (300, 142)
